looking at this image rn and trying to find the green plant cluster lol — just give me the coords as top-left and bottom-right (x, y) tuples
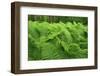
(28, 20), (88, 60)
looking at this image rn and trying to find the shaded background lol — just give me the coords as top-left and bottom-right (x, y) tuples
(28, 15), (87, 25)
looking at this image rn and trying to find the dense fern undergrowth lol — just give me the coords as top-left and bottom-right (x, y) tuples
(28, 16), (88, 60)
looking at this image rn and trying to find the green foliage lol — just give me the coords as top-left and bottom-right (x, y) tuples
(28, 15), (88, 25)
(41, 43), (64, 60)
(67, 43), (81, 58)
(28, 16), (88, 60)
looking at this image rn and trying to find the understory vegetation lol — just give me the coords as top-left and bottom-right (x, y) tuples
(28, 15), (88, 60)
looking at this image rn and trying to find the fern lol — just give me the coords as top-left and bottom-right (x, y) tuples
(28, 16), (88, 60)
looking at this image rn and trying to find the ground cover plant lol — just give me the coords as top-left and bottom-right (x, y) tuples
(28, 15), (88, 60)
